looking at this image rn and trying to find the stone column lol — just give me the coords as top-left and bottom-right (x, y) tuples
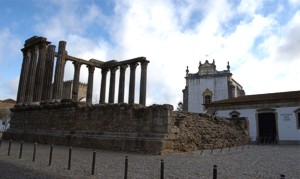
(16, 48), (31, 104)
(25, 46), (39, 103)
(108, 66), (118, 103)
(33, 43), (48, 102)
(86, 65), (95, 103)
(42, 45), (56, 100)
(99, 68), (108, 103)
(52, 41), (66, 100)
(72, 62), (82, 101)
(128, 62), (138, 104)
(118, 64), (128, 103)
(139, 61), (149, 106)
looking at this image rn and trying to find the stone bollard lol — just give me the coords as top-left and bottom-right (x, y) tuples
(91, 150), (96, 175)
(160, 159), (164, 179)
(124, 156), (128, 179)
(19, 141), (23, 159)
(49, 145), (53, 166)
(68, 147), (72, 170)
(7, 140), (12, 156)
(213, 165), (217, 179)
(33, 142), (37, 162)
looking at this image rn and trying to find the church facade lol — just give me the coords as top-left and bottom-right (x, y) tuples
(182, 60), (245, 113)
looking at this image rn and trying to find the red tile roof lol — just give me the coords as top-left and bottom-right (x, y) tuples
(205, 90), (300, 107)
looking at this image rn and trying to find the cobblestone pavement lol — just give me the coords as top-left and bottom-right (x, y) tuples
(0, 140), (299, 179)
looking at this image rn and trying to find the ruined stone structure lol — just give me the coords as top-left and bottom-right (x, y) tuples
(62, 80), (87, 101)
(15, 36), (149, 105)
(4, 36), (249, 154)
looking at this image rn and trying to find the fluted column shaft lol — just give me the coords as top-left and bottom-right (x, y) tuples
(42, 45), (56, 100)
(108, 67), (118, 103)
(33, 43), (48, 102)
(118, 64), (128, 103)
(99, 68), (108, 103)
(25, 46), (39, 103)
(128, 62), (138, 104)
(16, 48), (31, 103)
(72, 62), (82, 101)
(86, 65), (95, 103)
(139, 61), (149, 106)
(52, 41), (66, 100)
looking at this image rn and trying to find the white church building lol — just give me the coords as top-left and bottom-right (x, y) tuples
(182, 60), (245, 113)
(182, 60), (300, 144)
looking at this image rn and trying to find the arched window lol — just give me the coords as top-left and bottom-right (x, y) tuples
(202, 89), (213, 110)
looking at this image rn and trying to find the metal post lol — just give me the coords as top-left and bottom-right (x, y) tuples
(0, 139), (2, 148)
(68, 147), (72, 170)
(213, 165), (217, 179)
(49, 145), (53, 166)
(160, 159), (164, 179)
(124, 156), (128, 179)
(92, 150), (96, 175)
(280, 174), (285, 179)
(19, 141), (23, 159)
(33, 142), (37, 162)
(7, 140), (12, 156)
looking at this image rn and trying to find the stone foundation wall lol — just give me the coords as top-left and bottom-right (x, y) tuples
(3, 101), (249, 154)
(173, 112), (249, 152)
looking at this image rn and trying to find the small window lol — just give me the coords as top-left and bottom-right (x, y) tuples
(205, 95), (211, 103)
(229, 110), (240, 118)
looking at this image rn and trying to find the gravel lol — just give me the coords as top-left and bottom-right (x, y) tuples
(0, 140), (299, 179)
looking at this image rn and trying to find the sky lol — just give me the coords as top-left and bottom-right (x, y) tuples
(0, 0), (299, 108)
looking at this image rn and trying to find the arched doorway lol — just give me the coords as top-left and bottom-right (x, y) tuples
(257, 112), (278, 143)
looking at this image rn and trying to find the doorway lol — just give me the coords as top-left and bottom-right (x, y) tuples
(257, 112), (277, 144)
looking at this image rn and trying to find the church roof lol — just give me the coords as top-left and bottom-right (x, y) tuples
(205, 90), (300, 107)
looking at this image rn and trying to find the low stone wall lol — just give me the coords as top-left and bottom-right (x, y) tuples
(3, 100), (249, 154)
(173, 112), (249, 152)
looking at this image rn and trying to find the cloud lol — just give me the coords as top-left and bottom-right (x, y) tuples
(3, 0), (299, 107)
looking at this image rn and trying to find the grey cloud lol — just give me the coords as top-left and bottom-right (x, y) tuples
(278, 23), (300, 61)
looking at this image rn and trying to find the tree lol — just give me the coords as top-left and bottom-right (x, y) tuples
(176, 102), (183, 111)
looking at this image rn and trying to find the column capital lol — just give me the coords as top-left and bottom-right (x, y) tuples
(140, 60), (149, 67)
(73, 61), (82, 68)
(119, 64), (128, 70)
(87, 65), (95, 73)
(129, 62), (139, 69)
(101, 68), (109, 74)
(21, 48), (32, 58)
(110, 66), (119, 73)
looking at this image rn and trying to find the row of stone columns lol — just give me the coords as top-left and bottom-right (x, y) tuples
(16, 36), (149, 106)
(16, 37), (52, 104)
(98, 60), (149, 105)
